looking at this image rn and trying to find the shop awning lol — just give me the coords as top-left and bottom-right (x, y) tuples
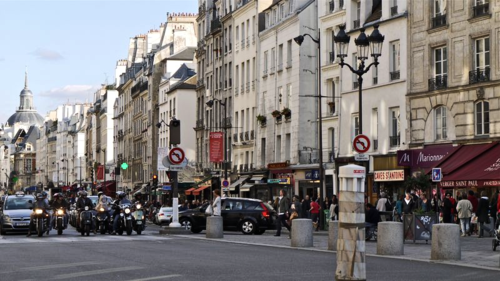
(185, 187), (196, 195)
(240, 183), (254, 192)
(438, 142), (500, 188)
(250, 176), (265, 181)
(229, 176), (250, 191)
(192, 185), (210, 196)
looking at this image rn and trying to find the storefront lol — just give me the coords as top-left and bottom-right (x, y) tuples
(372, 155), (405, 204)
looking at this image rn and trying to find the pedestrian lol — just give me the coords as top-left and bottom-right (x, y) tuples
(417, 193), (431, 212)
(212, 189), (221, 216)
(477, 191), (494, 238)
(330, 195), (338, 221)
(431, 194), (441, 213)
(395, 195), (403, 221)
(274, 189), (291, 237)
(442, 192), (453, 223)
(310, 199), (321, 231)
(402, 191), (416, 215)
(376, 192), (390, 221)
(456, 196), (473, 236)
(449, 194), (457, 223)
(467, 190), (479, 234)
(490, 190), (499, 228)
(301, 195), (311, 219)
(289, 195), (301, 231)
(323, 196), (331, 211)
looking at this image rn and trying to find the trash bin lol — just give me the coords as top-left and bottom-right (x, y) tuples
(324, 210), (330, 230)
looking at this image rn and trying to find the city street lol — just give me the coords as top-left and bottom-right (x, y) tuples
(1, 224), (499, 281)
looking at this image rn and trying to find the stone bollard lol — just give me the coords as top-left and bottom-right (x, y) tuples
(328, 221), (338, 251)
(377, 222), (404, 256)
(291, 219), (313, 247)
(431, 223), (461, 261)
(206, 216), (223, 239)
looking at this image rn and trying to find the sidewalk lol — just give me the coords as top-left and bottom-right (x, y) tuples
(170, 229), (500, 270)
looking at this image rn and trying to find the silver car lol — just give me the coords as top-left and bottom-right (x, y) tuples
(0, 194), (35, 234)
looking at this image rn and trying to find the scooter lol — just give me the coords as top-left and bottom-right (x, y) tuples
(96, 206), (110, 235)
(132, 203), (146, 235)
(79, 206), (93, 236)
(115, 204), (133, 236)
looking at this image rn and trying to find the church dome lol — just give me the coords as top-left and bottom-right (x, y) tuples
(6, 111), (44, 127)
(20, 88), (33, 96)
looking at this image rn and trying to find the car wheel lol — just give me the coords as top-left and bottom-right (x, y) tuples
(180, 218), (192, 231)
(241, 220), (256, 235)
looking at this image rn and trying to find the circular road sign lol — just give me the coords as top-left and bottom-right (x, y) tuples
(222, 180), (229, 187)
(353, 134), (371, 153)
(168, 147), (185, 165)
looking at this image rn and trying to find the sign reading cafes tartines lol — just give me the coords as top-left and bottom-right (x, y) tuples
(374, 170), (405, 182)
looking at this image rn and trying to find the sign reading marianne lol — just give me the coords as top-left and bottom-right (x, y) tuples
(397, 145), (457, 168)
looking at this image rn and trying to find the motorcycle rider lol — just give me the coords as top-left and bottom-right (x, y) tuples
(76, 191), (94, 230)
(111, 191), (131, 235)
(50, 193), (69, 229)
(27, 193), (51, 237)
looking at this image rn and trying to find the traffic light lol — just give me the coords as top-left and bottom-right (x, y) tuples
(90, 169), (94, 181)
(153, 175), (158, 187)
(169, 119), (181, 145)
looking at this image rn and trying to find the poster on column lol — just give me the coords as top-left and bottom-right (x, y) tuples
(210, 131), (224, 163)
(158, 147), (169, 171)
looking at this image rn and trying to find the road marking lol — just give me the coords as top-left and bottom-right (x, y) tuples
(52, 266), (144, 279)
(0, 261), (100, 274)
(127, 274), (182, 281)
(0, 235), (170, 244)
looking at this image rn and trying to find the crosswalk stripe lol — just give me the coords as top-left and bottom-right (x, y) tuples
(52, 266), (144, 279)
(0, 234), (170, 244)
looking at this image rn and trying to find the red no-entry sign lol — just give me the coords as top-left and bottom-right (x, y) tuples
(353, 135), (371, 153)
(168, 147), (185, 165)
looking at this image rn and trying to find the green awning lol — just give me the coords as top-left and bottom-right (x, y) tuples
(189, 176), (212, 188)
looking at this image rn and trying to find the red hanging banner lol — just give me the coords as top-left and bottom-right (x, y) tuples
(97, 165), (104, 180)
(210, 131), (224, 163)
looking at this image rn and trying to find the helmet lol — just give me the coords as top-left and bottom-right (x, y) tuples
(135, 193), (141, 199)
(36, 193), (44, 199)
(53, 193), (61, 198)
(97, 191), (104, 197)
(81, 191), (88, 197)
(41, 191), (48, 197)
(118, 192), (126, 199)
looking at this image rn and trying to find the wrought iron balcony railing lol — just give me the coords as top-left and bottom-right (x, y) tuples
(431, 14), (446, 29)
(390, 71), (400, 81)
(428, 75), (447, 90)
(473, 3), (489, 18)
(390, 136), (400, 147)
(469, 67), (490, 84)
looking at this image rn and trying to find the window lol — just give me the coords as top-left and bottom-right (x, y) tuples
(474, 37), (490, 70)
(229, 62), (232, 87)
(263, 51), (268, 75)
(434, 47), (447, 77)
(261, 138), (266, 166)
(435, 106), (447, 140)
(373, 65), (378, 85)
(475, 101), (490, 135)
(235, 65), (239, 91)
(389, 108), (400, 147)
(280, 4), (285, 19)
(271, 48), (276, 72)
(473, 0), (490, 18)
(265, 13), (270, 27)
(352, 115), (359, 140)
(287, 40), (292, 67)
(278, 44), (283, 70)
(352, 53), (358, 89)
(289, 0), (294, 13)
(276, 135), (281, 162)
(328, 80), (336, 115)
(432, 0), (447, 28)
(353, 2), (361, 28)
(241, 62), (245, 92)
(285, 134), (291, 161)
(390, 41), (400, 80)
(273, 8), (277, 24)
(286, 84), (292, 109)
(329, 30), (335, 63)
(329, 128), (335, 153)
(278, 86), (283, 106)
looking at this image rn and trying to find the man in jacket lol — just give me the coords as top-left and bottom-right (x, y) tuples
(274, 189), (291, 237)
(50, 193), (69, 229)
(111, 192), (131, 234)
(76, 191), (94, 230)
(456, 196), (473, 236)
(402, 191), (416, 215)
(301, 195), (310, 219)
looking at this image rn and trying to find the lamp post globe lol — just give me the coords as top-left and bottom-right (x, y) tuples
(333, 25), (350, 59)
(368, 24), (385, 58)
(354, 28), (370, 60)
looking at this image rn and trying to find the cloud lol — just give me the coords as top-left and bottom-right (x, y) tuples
(39, 85), (100, 101)
(31, 48), (64, 61)
(0, 57), (4, 62)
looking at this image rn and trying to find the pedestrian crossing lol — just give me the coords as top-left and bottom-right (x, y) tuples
(0, 233), (171, 244)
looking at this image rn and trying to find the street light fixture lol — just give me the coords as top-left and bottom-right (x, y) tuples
(334, 24), (384, 134)
(293, 32), (325, 229)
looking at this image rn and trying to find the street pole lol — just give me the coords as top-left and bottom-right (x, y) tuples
(170, 169), (180, 227)
(316, 33), (325, 230)
(57, 163), (59, 187)
(79, 157), (82, 187)
(223, 101), (228, 195)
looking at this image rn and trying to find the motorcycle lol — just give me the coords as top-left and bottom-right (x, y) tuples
(132, 203), (146, 235)
(120, 204), (133, 235)
(54, 208), (67, 235)
(79, 206), (93, 236)
(96, 206), (110, 235)
(365, 224), (378, 241)
(33, 208), (50, 237)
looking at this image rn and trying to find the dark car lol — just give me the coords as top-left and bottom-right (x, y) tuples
(178, 198), (276, 235)
(0, 193), (35, 234)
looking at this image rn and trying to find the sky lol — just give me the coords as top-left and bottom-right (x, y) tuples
(0, 0), (197, 123)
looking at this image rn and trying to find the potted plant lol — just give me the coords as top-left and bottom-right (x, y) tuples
(281, 107), (291, 115)
(256, 114), (267, 125)
(271, 110), (281, 118)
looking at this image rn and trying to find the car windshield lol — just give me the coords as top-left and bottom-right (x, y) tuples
(4, 197), (33, 210)
(162, 207), (173, 212)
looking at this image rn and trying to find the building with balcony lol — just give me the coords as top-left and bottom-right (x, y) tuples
(335, 0), (409, 204)
(405, 0), (500, 198)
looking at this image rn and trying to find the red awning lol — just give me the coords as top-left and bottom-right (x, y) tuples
(192, 185), (210, 196)
(185, 187), (196, 195)
(438, 142), (500, 188)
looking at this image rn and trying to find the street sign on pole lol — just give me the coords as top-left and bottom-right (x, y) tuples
(432, 168), (442, 182)
(354, 154), (369, 161)
(353, 134), (371, 153)
(168, 147), (185, 165)
(162, 157), (188, 171)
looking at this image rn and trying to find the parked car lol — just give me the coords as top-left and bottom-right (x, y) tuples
(155, 207), (173, 226)
(178, 198), (276, 235)
(0, 193), (35, 234)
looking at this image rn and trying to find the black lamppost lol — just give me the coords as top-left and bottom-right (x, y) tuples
(333, 24), (385, 135)
(206, 98), (227, 197)
(294, 32), (325, 228)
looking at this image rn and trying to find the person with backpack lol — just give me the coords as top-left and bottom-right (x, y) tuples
(376, 192), (392, 221)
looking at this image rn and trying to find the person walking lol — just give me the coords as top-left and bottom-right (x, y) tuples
(274, 189), (291, 237)
(477, 192), (494, 238)
(456, 196), (473, 236)
(301, 195), (311, 219)
(212, 189), (221, 216)
(395, 195), (403, 222)
(442, 193), (454, 223)
(417, 193), (431, 212)
(310, 199), (321, 231)
(467, 190), (479, 235)
(376, 192), (390, 221)
(491, 190), (499, 228)
(431, 194), (441, 213)
(330, 195), (338, 221)
(402, 191), (416, 216)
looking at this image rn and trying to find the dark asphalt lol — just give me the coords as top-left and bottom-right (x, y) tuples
(0, 224), (498, 281)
